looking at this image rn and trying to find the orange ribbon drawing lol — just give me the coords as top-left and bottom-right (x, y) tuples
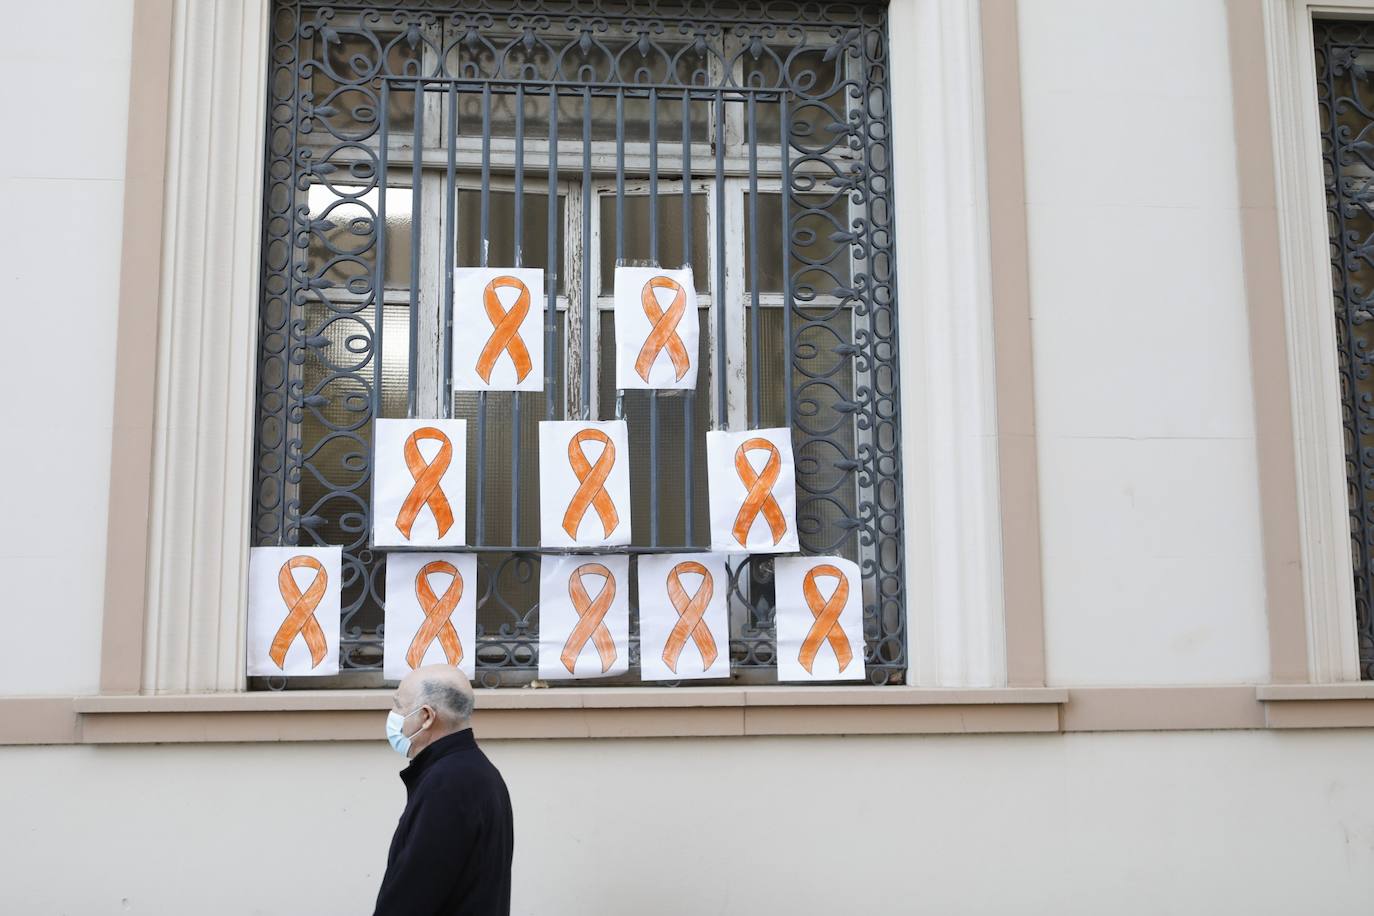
(634, 275), (691, 383)
(475, 275), (534, 383)
(662, 561), (718, 673)
(407, 560), (465, 669)
(798, 565), (853, 674)
(561, 429), (620, 539)
(269, 555), (329, 669)
(395, 427), (455, 540)
(561, 563), (618, 674)
(731, 438), (788, 547)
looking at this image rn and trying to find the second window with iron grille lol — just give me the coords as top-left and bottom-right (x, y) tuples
(254, 0), (905, 687)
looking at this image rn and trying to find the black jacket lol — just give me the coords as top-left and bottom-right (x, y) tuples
(374, 729), (514, 916)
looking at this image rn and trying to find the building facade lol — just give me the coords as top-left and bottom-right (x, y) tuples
(4, 0), (1374, 912)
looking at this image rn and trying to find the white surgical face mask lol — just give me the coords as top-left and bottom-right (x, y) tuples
(386, 707), (424, 758)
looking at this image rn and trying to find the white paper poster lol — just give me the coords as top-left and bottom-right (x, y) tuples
(538, 555), (630, 680)
(452, 266), (545, 391)
(539, 420), (632, 547)
(774, 556), (865, 682)
(373, 418), (468, 548)
(383, 552), (478, 681)
(612, 266), (699, 390)
(637, 553), (731, 681)
(706, 427), (799, 553)
(246, 546), (341, 676)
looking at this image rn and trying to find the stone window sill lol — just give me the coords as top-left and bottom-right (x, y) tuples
(68, 686), (1069, 743)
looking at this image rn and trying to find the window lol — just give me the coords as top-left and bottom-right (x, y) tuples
(1315, 19), (1374, 679)
(253, 0), (905, 687)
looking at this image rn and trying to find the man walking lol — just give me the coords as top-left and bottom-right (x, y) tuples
(374, 665), (514, 916)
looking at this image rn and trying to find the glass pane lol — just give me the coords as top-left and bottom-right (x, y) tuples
(305, 184), (413, 291)
(308, 32), (420, 138)
(745, 192), (851, 293)
(749, 306), (857, 562)
(455, 189), (566, 292)
(597, 310), (711, 547)
(452, 313), (566, 659)
(598, 193), (709, 293)
(742, 46), (846, 142)
(452, 311), (566, 548)
(294, 295), (408, 653)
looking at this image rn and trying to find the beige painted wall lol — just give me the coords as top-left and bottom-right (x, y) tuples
(1020, 0), (1271, 685)
(0, 1), (133, 695)
(2, 730), (1372, 914)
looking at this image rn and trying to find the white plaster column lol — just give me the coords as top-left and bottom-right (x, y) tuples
(890, 0), (1008, 686)
(142, 0), (270, 692)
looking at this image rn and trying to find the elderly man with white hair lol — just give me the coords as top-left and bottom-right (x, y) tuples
(373, 665), (514, 916)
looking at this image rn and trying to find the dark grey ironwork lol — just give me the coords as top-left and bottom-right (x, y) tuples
(1317, 20), (1374, 679)
(253, 0), (906, 688)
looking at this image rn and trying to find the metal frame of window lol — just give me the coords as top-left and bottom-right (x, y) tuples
(254, 0), (905, 687)
(1315, 18), (1374, 679)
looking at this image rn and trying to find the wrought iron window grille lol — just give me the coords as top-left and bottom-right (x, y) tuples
(254, 0), (906, 688)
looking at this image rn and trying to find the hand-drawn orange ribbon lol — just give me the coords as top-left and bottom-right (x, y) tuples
(395, 427), (455, 540)
(798, 564), (853, 674)
(662, 561), (718, 673)
(475, 275), (534, 383)
(634, 276), (691, 383)
(731, 438), (788, 547)
(561, 563), (618, 674)
(407, 560), (464, 669)
(561, 429), (620, 539)
(269, 556), (329, 669)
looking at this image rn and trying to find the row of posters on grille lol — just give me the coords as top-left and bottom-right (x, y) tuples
(247, 548), (865, 684)
(375, 418), (799, 552)
(453, 265), (700, 391)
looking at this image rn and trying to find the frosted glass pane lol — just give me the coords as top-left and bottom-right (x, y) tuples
(598, 310), (711, 547)
(305, 184), (413, 291)
(452, 312), (566, 548)
(455, 189), (566, 292)
(598, 194), (709, 293)
(745, 192), (851, 293)
(748, 307), (857, 561)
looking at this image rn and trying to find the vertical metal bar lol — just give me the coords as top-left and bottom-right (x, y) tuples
(512, 86), (524, 544)
(476, 84), (491, 546)
(443, 83), (457, 420)
(616, 90), (625, 263)
(648, 87), (660, 546)
(778, 91), (794, 426)
(276, 15), (306, 548)
(747, 92), (761, 428)
(546, 84), (559, 421)
(375, 81), (389, 424)
(714, 90), (727, 429)
(681, 90), (694, 545)
(648, 88), (659, 264)
(407, 81), (423, 418)
(480, 86), (492, 263)
(581, 86), (592, 420)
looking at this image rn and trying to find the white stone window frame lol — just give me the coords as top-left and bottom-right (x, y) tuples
(1258, 0), (1374, 682)
(140, 0), (1009, 693)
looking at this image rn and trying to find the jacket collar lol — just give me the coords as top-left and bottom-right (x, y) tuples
(401, 727), (476, 790)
